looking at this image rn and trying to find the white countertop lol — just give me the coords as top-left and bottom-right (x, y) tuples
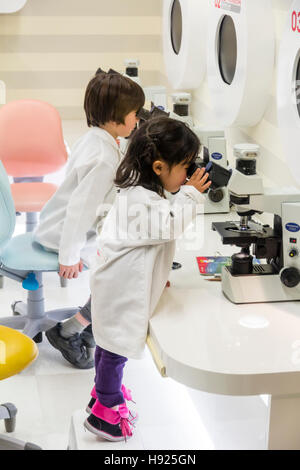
(149, 213), (300, 396)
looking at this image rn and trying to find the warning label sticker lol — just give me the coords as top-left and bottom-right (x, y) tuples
(220, 0), (241, 14)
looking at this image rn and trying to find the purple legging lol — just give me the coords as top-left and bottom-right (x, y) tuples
(94, 346), (128, 408)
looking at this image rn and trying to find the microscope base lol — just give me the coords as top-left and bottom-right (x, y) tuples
(222, 266), (300, 303)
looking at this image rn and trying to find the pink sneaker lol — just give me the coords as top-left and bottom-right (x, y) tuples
(86, 385), (138, 424)
(84, 399), (133, 442)
(121, 384), (136, 403)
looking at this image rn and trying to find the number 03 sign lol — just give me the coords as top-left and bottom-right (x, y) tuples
(292, 10), (300, 32)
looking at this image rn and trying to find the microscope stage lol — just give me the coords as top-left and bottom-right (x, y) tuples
(212, 221), (277, 245)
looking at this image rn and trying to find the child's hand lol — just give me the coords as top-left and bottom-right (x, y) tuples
(59, 260), (84, 279)
(186, 167), (211, 193)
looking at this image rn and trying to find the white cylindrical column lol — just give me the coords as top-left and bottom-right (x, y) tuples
(0, 1), (27, 13)
(207, 0), (275, 127)
(163, 0), (208, 90)
(277, 0), (300, 185)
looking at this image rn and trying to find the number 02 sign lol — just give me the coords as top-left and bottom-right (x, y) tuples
(215, 0), (241, 13)
(292, 10), (300, 32)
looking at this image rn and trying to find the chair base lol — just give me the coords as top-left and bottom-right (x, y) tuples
(0, 301), (79, 340)
(0, 403), (42, 450)
(0, 434), (42, 450)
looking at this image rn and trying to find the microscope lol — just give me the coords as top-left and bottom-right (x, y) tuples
(172, 93), (230, 213)
(123, 58), (141, 85)
(138, 92), (231, 214)
(212, 143), (300, 303)
(120, 59), (167, 155)
(123, 58), (167, 109)
(189, 125), (230, 214)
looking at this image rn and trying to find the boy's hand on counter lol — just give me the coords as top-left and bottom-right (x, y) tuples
(59, 260), (84, 279)
(186, 167), (211, 193)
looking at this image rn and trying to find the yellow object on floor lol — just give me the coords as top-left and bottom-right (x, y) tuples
(0, 326), (38, 380)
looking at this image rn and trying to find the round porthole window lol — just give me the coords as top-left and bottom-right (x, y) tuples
(295, 53), (300, 119)
(170, 0), (182, 55)
(218, 15), (237, 85)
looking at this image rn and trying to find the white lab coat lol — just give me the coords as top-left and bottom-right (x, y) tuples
(90, 184), (204, 359)
(34, 127), (121, 266)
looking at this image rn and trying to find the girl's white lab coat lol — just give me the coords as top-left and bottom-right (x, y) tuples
(90, 184), (204, 360)
(34, 128), (121, 266)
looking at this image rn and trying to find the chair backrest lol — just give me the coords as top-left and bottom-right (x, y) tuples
(0, 99), (68, 177)
(0, 161), (16, 249)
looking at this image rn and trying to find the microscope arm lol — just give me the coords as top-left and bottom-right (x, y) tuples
(229, 169), (300, 216)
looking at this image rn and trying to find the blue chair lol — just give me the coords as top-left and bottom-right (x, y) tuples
(0, 161), (79, 341)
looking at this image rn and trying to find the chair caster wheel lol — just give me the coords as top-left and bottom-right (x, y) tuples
(5, 415), (16, 433)
(11, 301), (21, 316)
(33, 332), (43, 343)
(2, 403), (17, 432)
(60, 277), (68, 288)
(24, 442), (42, 450)
(172, 261), (182, 270)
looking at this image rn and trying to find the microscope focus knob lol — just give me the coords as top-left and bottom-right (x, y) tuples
(289, 249), (298, 258)
(280, 267), (300, 288)
(208, 188), (224, 203)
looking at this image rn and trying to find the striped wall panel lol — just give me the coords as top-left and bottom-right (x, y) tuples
(0, 0), (163, 119)
(1, 0), (291, 192)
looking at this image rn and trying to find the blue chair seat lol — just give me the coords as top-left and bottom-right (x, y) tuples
(0, 233), (59, 271)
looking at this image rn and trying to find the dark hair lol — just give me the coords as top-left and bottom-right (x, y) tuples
(84, 71), (145, 127)
(115, 117), (201, 197)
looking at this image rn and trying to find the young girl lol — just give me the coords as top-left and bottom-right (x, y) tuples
(84, 117), (211, 441)
(34, 69), (145, 368)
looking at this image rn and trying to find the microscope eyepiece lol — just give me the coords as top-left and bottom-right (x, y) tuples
(173, 103), (189, 117)
(187, 161), (232, 190)
(186, 161), (206, 178)
(236, 158), (256, 176)
(136, 105), (169, 123)
(233, 143), (259, 176)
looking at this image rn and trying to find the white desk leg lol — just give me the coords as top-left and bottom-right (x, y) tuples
(267, 394), (300, 450)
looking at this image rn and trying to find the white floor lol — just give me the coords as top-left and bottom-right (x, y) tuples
(0, 121), (270, 450)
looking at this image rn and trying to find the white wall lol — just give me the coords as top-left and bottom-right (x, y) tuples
(189, 0), (296, 190)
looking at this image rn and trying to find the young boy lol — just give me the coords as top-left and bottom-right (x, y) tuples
(34, 70), (145, 368)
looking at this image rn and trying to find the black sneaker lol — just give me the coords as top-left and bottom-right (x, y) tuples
(86, 397), (96, 414)
(84, 413), (131, 442)
(81, 324), (96, 348)
(45, 323), (94, 369)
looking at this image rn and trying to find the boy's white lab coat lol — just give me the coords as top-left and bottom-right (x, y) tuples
(34, 128), (120, 266)
(90, 184), (204, 360)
